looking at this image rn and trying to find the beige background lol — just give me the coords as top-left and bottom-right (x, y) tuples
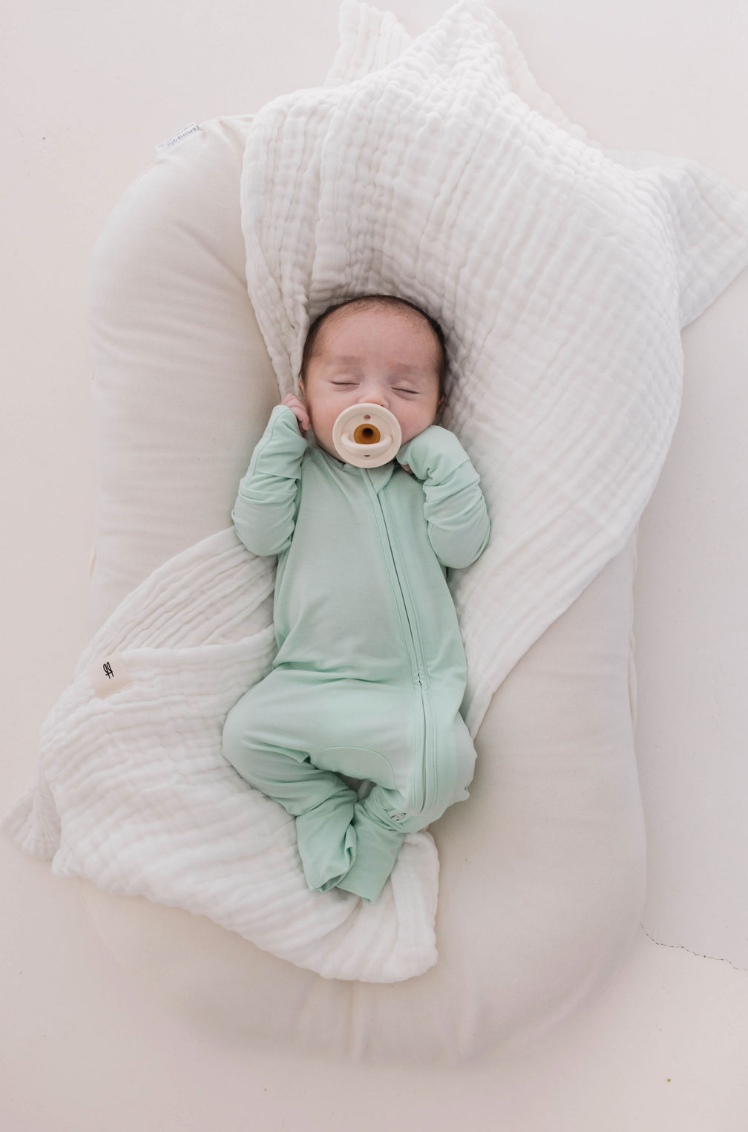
(2, 0), (747, 1128)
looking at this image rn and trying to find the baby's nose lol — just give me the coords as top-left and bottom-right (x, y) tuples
(359, 391), (389, 408)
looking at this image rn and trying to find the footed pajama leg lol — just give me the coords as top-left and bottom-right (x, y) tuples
(221, 703), (359, 894)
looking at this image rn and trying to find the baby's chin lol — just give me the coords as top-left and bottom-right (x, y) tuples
(316, 437), (343, 460)
(308, 430), (345, 461)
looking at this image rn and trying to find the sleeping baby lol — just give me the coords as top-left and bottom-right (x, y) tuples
(221, 294), (491, 903)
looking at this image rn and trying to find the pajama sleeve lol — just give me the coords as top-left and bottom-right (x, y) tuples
(396, 425), (491, 569)
(231, 403), (308, 557)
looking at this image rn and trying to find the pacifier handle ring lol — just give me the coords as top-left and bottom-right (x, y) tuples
(337, 432), (394, 458)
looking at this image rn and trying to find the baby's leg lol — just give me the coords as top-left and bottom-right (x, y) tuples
(335, 713), (477, 904)
(332, 793), (407, 904)
(222, 689), (359, 895)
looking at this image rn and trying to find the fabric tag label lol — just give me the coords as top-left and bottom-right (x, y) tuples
(155, 122), (200, 152)
(89, 650), (132, 699)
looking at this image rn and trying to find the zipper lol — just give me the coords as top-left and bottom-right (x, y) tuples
(362, 471), (435, 815)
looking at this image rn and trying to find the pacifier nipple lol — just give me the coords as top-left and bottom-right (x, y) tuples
(353, 422), (381, 445)
(331, 404), (403, 468)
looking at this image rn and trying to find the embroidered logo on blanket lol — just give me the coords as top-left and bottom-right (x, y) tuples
(89, 650), (132, 698)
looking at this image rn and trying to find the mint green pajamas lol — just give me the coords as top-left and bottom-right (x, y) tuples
(221, 403), (491, 903)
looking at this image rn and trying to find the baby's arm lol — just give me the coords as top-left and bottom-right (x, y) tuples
(231, 404), (308, 557)
(396, 426), (491, 569)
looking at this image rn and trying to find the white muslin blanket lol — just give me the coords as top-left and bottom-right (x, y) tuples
(4, 0), (748, 982)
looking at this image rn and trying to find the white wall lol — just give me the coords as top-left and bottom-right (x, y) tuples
(2, 1), (747, 1128)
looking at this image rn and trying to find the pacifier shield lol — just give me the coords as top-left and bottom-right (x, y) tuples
(331, 403), (403, 468)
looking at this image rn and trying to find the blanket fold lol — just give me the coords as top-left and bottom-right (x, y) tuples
(5, 0), (748, 982)
(240, 0), (748, 737)
(2, 527), (441, 982)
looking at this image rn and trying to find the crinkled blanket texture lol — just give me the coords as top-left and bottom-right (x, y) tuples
(4, 0), (748, 982)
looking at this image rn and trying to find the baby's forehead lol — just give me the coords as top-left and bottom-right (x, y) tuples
(308, 307), (441, 377)
(318, 351), (430, 371)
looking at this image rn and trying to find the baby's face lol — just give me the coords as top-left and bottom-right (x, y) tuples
(298, 306), (444, 462)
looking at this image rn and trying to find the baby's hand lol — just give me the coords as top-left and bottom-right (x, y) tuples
(281, 393), (310, 435)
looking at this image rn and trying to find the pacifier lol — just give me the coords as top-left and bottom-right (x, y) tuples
(331, 403), (403, 468)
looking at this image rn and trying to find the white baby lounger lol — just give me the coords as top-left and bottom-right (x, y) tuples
(5, 0), (748, 1066)
(61, 137), (642, 1054)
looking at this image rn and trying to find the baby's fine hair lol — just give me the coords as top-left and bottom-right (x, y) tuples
(299, 294), (449, 416)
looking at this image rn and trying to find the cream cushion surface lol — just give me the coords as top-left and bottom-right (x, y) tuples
(78, 113), (646, 1062)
